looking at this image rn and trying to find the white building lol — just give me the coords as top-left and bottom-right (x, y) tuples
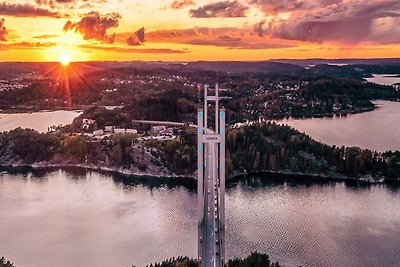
(93, 129), (104, 136)
(152, 125), (166, 133)
(82, 119), (95, 125)
(105, 126), (114, 133)
(114, 128), (126, 134)
(82, 118), (96, 130)
(126, 129), (138, 134)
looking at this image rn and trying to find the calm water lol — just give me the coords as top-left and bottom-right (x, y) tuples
(0, 110), (81, 133)
(366, 74), (400, 86)
(1, 170), (399, 267)
(277, 100), (400, 152)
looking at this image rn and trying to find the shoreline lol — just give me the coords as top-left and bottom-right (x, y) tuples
(1, 163), (399, 187)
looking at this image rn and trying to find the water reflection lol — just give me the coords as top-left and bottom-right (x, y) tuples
(0, 110), (81, 133)
(276, 100), (400, 152)
(0, 170), (399, 267)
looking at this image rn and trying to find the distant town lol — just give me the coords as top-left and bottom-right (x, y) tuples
(0, 60), (399, 183)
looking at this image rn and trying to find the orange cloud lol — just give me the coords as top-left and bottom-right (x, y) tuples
(0, 18), (7, 41)
(127, 27), (145, 46)
(78, 44), (187, 54)
(140, 27), (296, 49)
(63, 12), (121, 43)
(0, 41), (56, 50)
(170, 0), (195, 9)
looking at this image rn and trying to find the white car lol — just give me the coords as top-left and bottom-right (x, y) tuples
(214, 227), (218, 233)
(208, 207), (210, 213)
(207, 189), (210, 194)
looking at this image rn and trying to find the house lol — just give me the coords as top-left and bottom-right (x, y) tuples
(82, 119), (95, 125)
(152, 125), (166, 133)
(93, 129), (104, 136)
(82, 118), (96, 130)
(114, 128), (126, 134)
(105, 126), (114, 133)
(159, 128), (174, 136)
(126, 129), (138, 134)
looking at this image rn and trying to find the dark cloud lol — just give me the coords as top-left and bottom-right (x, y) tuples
(267, 19), (371, 43)
(63, 12), (121, 43)
(170, 0), (195, 9)
(190, 1), (248, 18)
(127, 27), (145, 46)
(263, 0), (400, 44)
(253, 20), (266, 37)
(0, 2), (64, 17)
(0, 18), (6, 41)
(78, 44), (187, 54)
(250, 0), (342, 15)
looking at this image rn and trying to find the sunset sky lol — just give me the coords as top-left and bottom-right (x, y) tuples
(0, 0), (400, 62)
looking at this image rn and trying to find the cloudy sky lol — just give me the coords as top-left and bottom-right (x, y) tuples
(0, 0), (399, 61)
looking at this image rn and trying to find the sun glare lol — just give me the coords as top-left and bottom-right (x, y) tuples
(60, 54), (70, 66)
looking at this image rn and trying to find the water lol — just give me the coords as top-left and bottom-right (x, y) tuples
(0, 110), (81, 133)
(0, 170), (399, 267)
(276, 100), (400, 152)
(365, 74), (400, 86)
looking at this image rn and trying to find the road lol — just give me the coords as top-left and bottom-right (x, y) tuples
(201, 129), (222, 267)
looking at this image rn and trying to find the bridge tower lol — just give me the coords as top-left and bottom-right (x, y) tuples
(198, 84), (225, 267)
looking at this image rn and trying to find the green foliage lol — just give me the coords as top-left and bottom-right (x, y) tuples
(63, 135), (89, 160)
(0, 257), (15, 267)
(226, 252), (282, 267)
(226, 122), (400, 179)
(111, 133), (136, 165)
(143, 127), (197, 174)
(145, 256), (198, 267)
(145, 252), (285, 267)
(0, 128), (57, 163)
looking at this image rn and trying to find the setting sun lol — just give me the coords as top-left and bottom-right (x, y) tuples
(60, 54), (70, 66)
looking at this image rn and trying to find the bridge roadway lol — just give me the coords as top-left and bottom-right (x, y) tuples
(200, 126), (223, 267)
(202, 140), (222, 267)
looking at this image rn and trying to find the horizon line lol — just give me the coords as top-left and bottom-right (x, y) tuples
(1, 57), (400, 64)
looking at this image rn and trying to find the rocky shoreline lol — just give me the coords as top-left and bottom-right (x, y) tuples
(2, 162), (399, 187)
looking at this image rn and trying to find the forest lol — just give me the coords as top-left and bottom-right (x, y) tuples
(0, 252), (287, 267)
(145, 252), (285, 267)
(0, 257), (14, 267)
